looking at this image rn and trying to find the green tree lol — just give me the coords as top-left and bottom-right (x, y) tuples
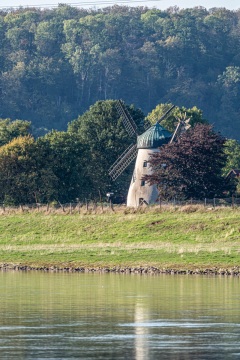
(146, 103), (207, 132)
(0, 135), (58, 204)
(1, 5), (240, 140)
(216, 66), (240, 139)
(222, 139), (240, 176)
(68, 99), (145, 199)
(0, 119), (31, 146)
(39, 131), (90, 202)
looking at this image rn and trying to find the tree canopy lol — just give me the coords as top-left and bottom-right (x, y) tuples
(222, 139), (240, 176)
(68, 99), (145, 198)
(0, 100), (237, 205)
(0, 135), (59, 204)
(0, 6), (240, 139)
(146, 104), (207, 132)
(0, 100), (145, 204)
(0, 119), (31, 146)
(38, 131), (90, 202)
(144, 124), (229, 199)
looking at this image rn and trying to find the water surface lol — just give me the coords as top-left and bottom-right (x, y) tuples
(0, 272), (239, 359)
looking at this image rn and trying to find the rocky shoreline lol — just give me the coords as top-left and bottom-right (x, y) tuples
(0, 264), (240, 275)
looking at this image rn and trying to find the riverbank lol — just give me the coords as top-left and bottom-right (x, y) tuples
(1, 264), (240, 275)
(1, 205), (240, 273)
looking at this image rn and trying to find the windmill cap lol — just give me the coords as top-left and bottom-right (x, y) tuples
(137, 122), (172, 149)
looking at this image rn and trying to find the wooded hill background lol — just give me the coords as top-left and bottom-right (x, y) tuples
(1, 5), (240, 139)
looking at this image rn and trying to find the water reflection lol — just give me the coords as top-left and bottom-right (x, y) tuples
(134, 302), (149, 360)
(0, 272), (239, 359)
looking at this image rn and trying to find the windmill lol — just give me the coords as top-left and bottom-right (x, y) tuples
(109, 100), (178, 207)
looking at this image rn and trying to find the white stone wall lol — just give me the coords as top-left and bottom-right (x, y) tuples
(127, 148), (159, 207)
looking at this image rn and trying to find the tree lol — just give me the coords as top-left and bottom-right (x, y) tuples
(0, 118), (31, 146)
(0, 135), (58, 204)
(222, 139), (240, 176)
(216, 66), (240, 139)
(0, 130), (92, 204)
(1, 6), (240, 139)
(222, 139), (240, 195)
(144, 124), (228, 199)
(68, 99), (145, 199)
(146, 103), (207, 132)
(39, 131), (91, 202)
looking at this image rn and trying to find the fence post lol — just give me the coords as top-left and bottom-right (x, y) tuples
(70, 202), (72, 214)
(110, 199), (114, 211)
(85, 199), (88, 211)
(204, 198), (207, 207)
(213, 198), (216, 208)
(232, 195), (235, 208)
(99, 190), (103, 211)
(58, 202), (65, 212)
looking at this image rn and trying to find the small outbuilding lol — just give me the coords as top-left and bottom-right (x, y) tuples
(225, 169), (240, 181)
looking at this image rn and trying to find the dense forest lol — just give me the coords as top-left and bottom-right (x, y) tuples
(0, 5), (240, 139)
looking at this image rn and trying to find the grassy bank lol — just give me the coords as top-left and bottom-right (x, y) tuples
(0, 205), (240, 271)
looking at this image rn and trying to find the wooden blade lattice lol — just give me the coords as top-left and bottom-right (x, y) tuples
(116, 100), (138, 138)
(157, 105), (176, 124)
(109, 143), (137, 181)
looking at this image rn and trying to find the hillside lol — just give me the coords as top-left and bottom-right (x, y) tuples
(0, 5), (240, 139)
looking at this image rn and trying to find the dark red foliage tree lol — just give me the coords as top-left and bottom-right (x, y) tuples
(144, 124), (229, 199)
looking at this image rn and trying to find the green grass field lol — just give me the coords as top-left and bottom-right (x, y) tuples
(0, 205), (240, 270)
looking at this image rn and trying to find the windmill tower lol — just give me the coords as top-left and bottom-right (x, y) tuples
(109, 101), (176, 207)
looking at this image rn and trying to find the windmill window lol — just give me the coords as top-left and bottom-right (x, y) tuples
(143, 160), (148, 168)
(141, 180), (145, 186)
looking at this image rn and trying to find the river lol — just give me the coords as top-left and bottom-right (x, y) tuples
(0, 272), (239, 359)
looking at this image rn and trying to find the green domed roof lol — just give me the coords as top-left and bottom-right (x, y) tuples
(137, 122), (172, 149)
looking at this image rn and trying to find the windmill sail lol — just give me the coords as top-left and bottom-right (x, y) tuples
(157, 104), (176, 124)
(116, 100), (138, 138)
(144, 118), (152, 130)
(109, 101), (176, 181)
(170, 114), (191, 143)
(109, 143), (138, 181)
